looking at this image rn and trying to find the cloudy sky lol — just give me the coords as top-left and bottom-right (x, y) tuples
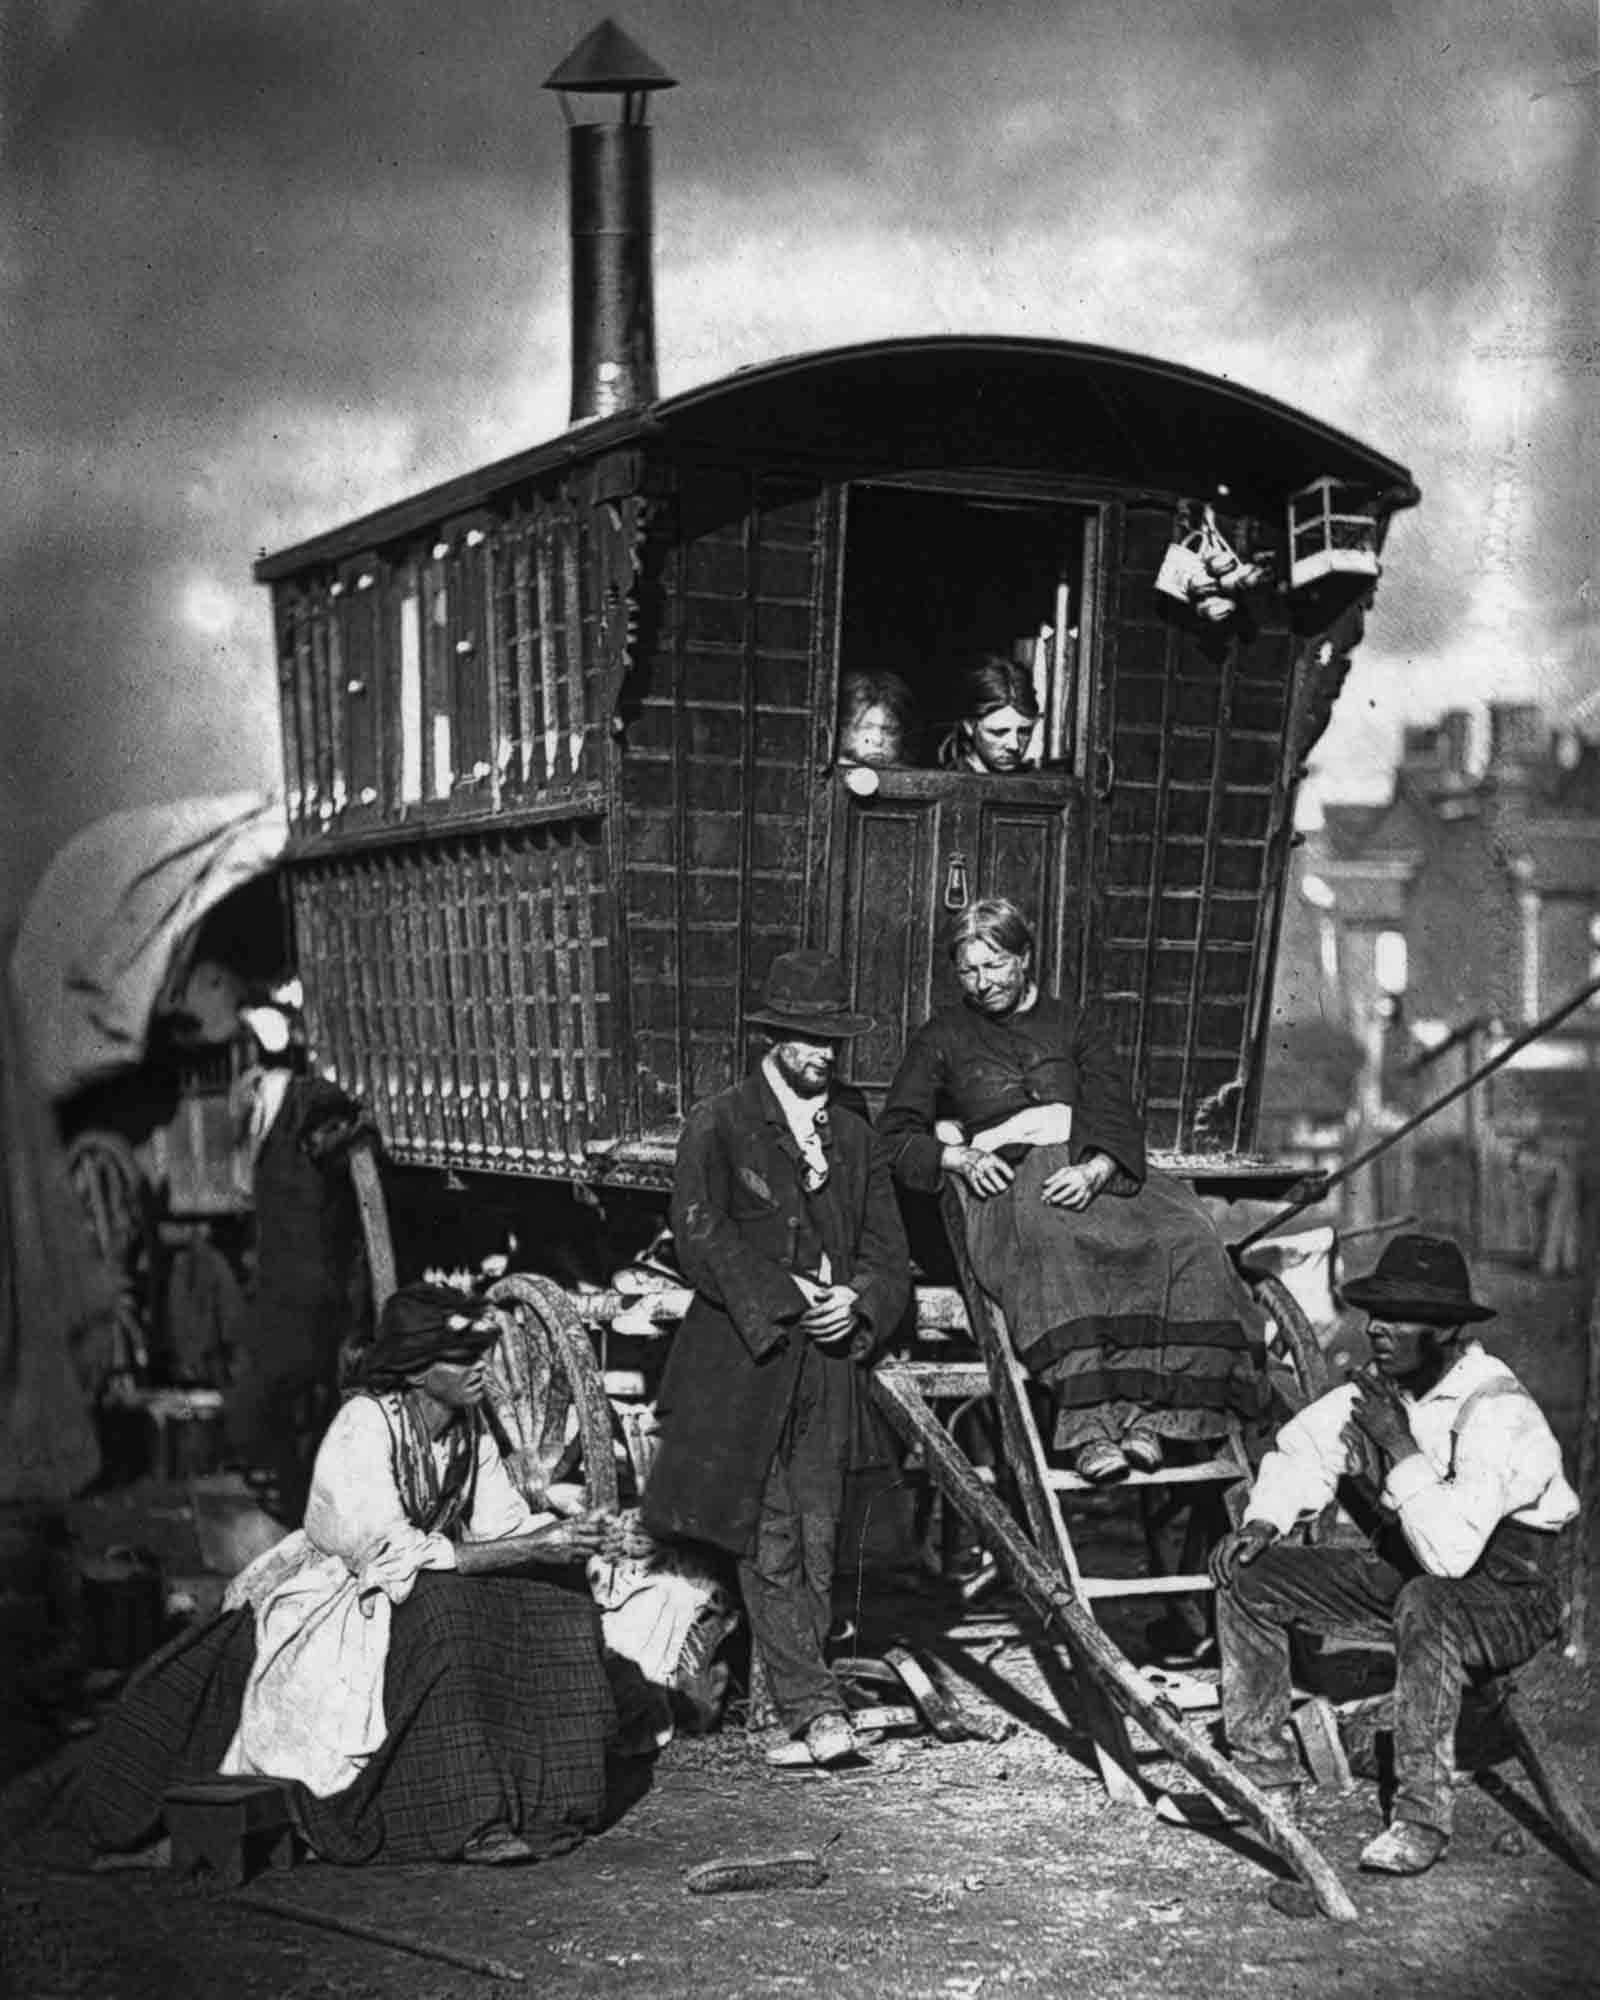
(4, 0), (1593, 923)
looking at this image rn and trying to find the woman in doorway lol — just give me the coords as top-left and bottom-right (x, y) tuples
(938, 657), (1041, 774)
(878, 899), (1269, 1482)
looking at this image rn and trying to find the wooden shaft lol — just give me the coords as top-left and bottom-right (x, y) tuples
(872, 1366), (1359, 1923)
(1233, 972), (1600, 1255)
(234, 1890), (526, 1983)
(348, 1141), (396, 1316)
(1499, 1683), (1600, 1882)
(1566, 1253), (1600, 1669)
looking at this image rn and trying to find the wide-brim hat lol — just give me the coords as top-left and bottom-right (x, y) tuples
(744, 948), (874, 1040)
(1340, 1232), (1496, 1325)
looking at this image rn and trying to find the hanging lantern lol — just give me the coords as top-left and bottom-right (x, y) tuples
(1287, 477), (1382, 590)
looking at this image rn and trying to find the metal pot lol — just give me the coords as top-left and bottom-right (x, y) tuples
(79, 1544), (165, 1672)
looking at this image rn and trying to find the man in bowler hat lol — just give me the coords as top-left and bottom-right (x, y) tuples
(642, 951), (910, 1767)
(1211, 1232), (1578, 1874)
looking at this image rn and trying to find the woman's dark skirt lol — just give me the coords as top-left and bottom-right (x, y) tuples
(962, 1151), (1269, 1445)
(78, 1572), (615, 1865)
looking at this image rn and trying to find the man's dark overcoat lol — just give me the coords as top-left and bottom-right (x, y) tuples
(641, 1069), (910, 1556)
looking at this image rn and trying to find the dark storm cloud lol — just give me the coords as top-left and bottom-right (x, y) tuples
(4, 0), (1592, 917)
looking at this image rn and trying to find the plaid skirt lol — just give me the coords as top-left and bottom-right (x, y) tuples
(964, 1152), (1268, 1435)
(78, 1572), (615, 1864)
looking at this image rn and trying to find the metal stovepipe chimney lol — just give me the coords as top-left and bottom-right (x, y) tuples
(544, 20), (677, 424)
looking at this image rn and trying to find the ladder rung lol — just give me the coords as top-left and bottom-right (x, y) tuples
(1080, 1572), (1217, 1601)
(1048, 1459), (1244, 1491)
(882, 1362), (989, 1398)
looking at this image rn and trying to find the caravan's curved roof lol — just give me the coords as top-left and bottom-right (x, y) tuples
(258, 336), (1419, 580)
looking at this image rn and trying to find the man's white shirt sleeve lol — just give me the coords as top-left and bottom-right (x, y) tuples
(1244, 1384), (1358, 1536)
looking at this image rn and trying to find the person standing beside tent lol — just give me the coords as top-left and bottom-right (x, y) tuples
(227, 1008), (377, 1522)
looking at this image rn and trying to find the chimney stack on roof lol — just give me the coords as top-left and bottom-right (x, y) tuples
(544, 20), (676, 425)
(1487, 701), (1544, 773)
(1399, 707), (1474, 794)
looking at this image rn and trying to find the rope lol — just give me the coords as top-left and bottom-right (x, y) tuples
(1233, 971), (1600, 1258)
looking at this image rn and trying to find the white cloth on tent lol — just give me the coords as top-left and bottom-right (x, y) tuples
(9, 792), (288, 1101)
(0, 957), (109, 1501)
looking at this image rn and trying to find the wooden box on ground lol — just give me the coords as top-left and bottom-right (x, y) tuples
(165, 1776), (295, 1888)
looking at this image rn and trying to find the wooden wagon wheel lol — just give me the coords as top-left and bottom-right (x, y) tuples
(1248, 1269), (1333, 1415)
(66, 1128), (157, 1382)
(484, 1273), (618, 1514)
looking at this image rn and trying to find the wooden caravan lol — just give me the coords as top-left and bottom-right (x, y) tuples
(251, 34), (1432, 1912)
(259, 337), (1417, 1205)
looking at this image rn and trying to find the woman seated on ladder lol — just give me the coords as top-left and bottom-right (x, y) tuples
(80, 1283), (729, 1867)
(878, 898), (1269, 1483)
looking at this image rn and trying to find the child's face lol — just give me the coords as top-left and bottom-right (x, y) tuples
(841, 702), (903, 767)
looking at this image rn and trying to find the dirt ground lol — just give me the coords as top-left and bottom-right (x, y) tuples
(3, 1265), (1598, 2000)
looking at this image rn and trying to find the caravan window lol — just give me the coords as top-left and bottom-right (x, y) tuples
(837, 483), (1097, 776)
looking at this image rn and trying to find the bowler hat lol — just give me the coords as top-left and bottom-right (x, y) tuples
(1340, 1233), (1496, 1325)
(744, 949), (874, 1039)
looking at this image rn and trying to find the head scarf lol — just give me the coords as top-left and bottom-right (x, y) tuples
(346, 1282), (504, 1535)
(345, 1281), (503, 1394)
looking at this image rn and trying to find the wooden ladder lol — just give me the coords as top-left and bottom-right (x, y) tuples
(932, 1184), (1255, 1800)
(871, 1353), (1356, 1920)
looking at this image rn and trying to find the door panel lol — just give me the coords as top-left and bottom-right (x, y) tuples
(969, 784), (1078, 1002)
(832, 778), (941, 1094)
(828, 768), (1080, 1103)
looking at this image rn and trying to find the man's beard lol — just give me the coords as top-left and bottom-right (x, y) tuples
(776, 1052), (832, 1097)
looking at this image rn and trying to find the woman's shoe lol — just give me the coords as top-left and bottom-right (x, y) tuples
(1121, 1425), (1165, 1473)
(1074, 1441), (1130, 1484)
(462, 1826), (537, 1865)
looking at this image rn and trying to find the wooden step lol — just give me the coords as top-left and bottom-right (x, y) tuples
(1079, 1571), (1217, 1601)
(1047, 1458), (1245, 1491)
(882, 1362), (988, 1398)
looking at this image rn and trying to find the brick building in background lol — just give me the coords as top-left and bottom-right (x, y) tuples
(1262, 702), (1600, 1264)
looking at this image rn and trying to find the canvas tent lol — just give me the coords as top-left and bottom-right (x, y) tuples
(3, 793), (288, 1503)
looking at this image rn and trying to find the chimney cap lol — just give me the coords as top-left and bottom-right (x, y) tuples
(543, 19), (677, 94)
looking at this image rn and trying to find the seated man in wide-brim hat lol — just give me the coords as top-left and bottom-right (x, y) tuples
(641, 950), (911, 1769)
(1209, 1232), (1578, 1875)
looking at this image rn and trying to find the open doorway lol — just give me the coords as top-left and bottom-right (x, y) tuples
(837, 483), (1095, 772)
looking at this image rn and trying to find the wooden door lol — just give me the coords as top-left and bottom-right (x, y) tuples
(827, 768), (1081, 1105)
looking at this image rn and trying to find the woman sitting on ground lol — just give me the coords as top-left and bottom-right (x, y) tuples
(837, 669), (917, 768)
(80, 1283), (629, 1867)
(878, 899), (1269, 1483)
(938, 657), (1041, 774)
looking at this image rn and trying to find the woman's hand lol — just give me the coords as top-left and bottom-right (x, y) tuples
(1040, 1154), (1116, 1209)
(942, 1144), (1014, 1199)
(457, 1512), (618, 1573)
(971, 1103), (1075, 1154)
(529, 1513), (619, 1563)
